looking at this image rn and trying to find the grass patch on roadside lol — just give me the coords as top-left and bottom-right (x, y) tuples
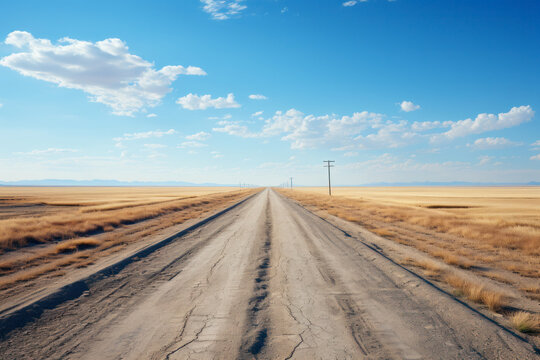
(444, 274), (506, 312)
(511, 311), (540, 333)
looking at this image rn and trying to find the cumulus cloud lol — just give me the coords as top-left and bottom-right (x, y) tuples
(400, 100), (421, 112)
(176, 93), (240, 110)
(411, 120), (452, 132)
(433, 105), (534, 141)
(251, 111), (263, 117)
(213, 105), (534, 153)
(113, 129), (176, 142)
(531, 154), (540, 160)
(0, 31), (206, 116)
(531, 140), (540, 147)
(146, 113), (157, 118)
(468, 137), (519, 149)
(186, 131), (211, 141)
(249, 94), (268, 100)
(201, 0), (246, 20)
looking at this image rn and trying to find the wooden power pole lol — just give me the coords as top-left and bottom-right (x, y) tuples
(323, 160), (335, 196)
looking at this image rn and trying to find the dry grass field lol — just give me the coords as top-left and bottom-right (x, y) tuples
(277, 186), (540, 333)
(0, 187), (257, 290)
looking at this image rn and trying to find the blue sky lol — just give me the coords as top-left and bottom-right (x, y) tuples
(0, 0), (539, 185)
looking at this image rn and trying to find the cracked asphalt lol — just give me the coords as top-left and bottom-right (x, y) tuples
(0, 188), (537, 359)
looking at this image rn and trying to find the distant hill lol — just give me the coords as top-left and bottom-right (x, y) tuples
(0, 179), (236, 187)
(335, 181), (540, 187)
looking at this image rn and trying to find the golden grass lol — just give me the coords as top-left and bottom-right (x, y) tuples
(0, 187), (258, 289)
(444, 274), (506, 312)
(277, 188), (540, 281)
(286, 187), (540, 255)
(55, 238), (102, 253)
(0, 187), (247, 250)
(511, 311), (540, 333)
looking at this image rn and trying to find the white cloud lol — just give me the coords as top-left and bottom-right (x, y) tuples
(146, 113), (157, 118)
(411, 120), (452, 132)
(15, 148), (78, 155)
(211, 151), (224, 158)
(530, 154), (540, 161)
(201, 0), (247, 20)
(400, 100), (421, 112)
(213, 121), (259, 138)
(434, 105), (534, 141)
(478, 155), (493, 166)
(186, 131), (211, 141)
(176, 93), (240, 110)
(343, 0), (366, 6)
(468, 137), (519, 149)
(531, 140), (540, 147)
(213, 105), (534, 153)
(113, 129), (176, 142)
(0, 103), (3, 108)
(344, 151), (359, 157)
(249, 94), (268, 100)
(143, 143), (166, 149)
(251, 111), (263, 117)
(179, 141), (207, 148)
(1, 31), (206, 116)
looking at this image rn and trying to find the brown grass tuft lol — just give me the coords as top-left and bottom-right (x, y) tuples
(55, 238), (102, 253)
(444, 274), (506, 312)
(510, 311), (540, 333)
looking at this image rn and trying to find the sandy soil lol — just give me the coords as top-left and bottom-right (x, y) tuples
(0, 189), (537, 359)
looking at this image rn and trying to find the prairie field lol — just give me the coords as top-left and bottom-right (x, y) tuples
(0, 187), (257, 290)
(277, 186), (540, 324)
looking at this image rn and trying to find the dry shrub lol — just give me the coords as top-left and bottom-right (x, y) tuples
(55, 238), (102, 253)
(445, 274), (505, 312)
(510, 311), (540, 333)
(372, 228), (393, 237)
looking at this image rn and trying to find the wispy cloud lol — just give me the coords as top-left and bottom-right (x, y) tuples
(177, 93), (240, 110)
(113, 129), (176, 142)
(249, 94), (268, 100)
(200, 0), (247, 20)
(0, 31), (206, 116)
(14, 148), (78, 155)
(186, 131), (211, 141)
(143, 143), (166, 149)
(179, 141), (208, 148)
(468, 137), (520, 149)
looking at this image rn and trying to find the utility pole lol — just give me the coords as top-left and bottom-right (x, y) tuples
(323, 160), (335, 196)
(290, 177), (293, 190)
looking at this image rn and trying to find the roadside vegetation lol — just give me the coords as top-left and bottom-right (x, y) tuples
(277, 187), (540, 335)
(0, 187), (258, 290)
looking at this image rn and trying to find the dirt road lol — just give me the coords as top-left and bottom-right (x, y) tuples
(0, 189), (537, 359)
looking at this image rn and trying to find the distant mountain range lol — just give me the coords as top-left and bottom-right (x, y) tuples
(0, 179), (538, 187)
(0, 179), (236, 187)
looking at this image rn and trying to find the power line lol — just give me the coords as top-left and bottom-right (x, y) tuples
(323, 160), (335, 196)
